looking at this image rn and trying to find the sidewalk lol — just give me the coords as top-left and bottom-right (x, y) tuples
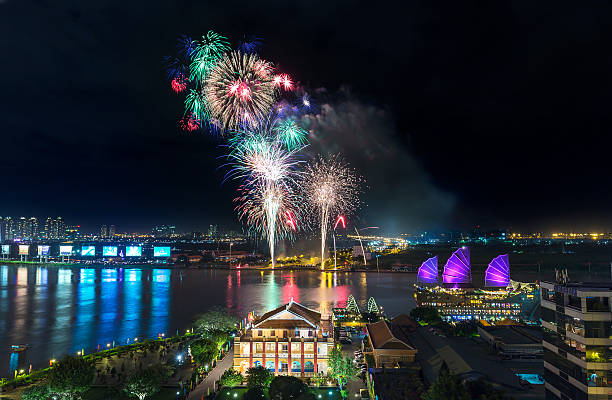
(188, 348), (235, 400)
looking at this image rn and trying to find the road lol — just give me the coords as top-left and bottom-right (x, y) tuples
(188, 348), (235, 400)
(340, 334), (367, 399)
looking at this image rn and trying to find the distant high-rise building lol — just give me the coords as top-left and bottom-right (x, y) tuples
(109, 225), (116, 238)
(100, 225), (107, 239)
(0, 217), (15, 241)
(152, 224), (177, 238)
(65, 225), (80, 240)
(29, 217), (38, 240)
(208, 224), (218, 238)
(44, 217), (65, 240)
(17, 217), (27, 239)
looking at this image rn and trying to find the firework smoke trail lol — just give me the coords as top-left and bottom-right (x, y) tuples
(229, 130), (304, 268)
(301, 155), (361, 269)
(204, 51), (291, 131)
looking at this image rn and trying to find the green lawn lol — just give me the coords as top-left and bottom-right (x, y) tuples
(85, 386), (182, 399)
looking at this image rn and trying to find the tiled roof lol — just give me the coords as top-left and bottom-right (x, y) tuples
(253, 301), (321, 328)
(367, 320), (415, 351)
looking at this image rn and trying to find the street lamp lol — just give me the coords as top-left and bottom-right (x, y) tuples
(229, 242), (233, 267)
(354, 227), (379, 267)
(333, 216), (346, 270)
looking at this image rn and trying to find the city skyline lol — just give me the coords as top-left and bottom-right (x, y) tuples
(2, 1), (612, 234)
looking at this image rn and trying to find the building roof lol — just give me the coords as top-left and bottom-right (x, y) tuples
(253, 300), (321, 329)
(482, 325), (542, 344)
(366, 320), (416, 351)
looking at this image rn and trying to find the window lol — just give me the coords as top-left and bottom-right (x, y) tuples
(305, 343), (314, 352)
(291, 343), (301, 352)
(258, 330), (263, 337)
(282, 344), (288, 352)
(308, 330), (313, 337)
(271, 330), (276, 337)
(586, 297), (610, 312)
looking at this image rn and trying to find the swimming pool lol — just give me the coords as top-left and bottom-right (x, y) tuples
(516, 374), (544, 384)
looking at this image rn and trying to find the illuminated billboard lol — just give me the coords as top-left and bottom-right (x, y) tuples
(38, 245), (50, 256)
(103, 246), (118, 257)
(18, 245), (29, 255)
(59, 245), (73, 256)
(153, 246), (171, 257)
(1, 245), (9, 255)
(81, 246), (96, 257)
(126, 246), (142, 257)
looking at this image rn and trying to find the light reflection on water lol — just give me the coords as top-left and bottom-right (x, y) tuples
(0, 265), (417, 377)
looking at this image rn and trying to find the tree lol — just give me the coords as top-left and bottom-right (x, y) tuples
(206, 329), (230, 350)
(194, 308), (238, 334)
(410, 306), (442, 324)
(190, 338), (218, 366)
(219, 369), (243, 387)
(123, 368), (162, 400)
(268, 376), (308, 400)
(246, 366), (273, 389)
(328, 346), (358, 389)
(20, 384), (50, 400)
(47, 355), (95, 398)
(243, 386), (267, 400)
(422, 370), (470, 400)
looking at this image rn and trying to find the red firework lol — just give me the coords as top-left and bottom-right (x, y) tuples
(171, 74), (188, 93)
(274, 74), (293, 91)
(179, 113), (200, 131)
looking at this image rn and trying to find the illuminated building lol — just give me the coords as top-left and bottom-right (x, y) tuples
(416, 251), (539, 322)
(541, 281), (612, 399)
(100, 225), (107, 239)
(65, 225), (80, 240)
(44, 217), (65, 240)
(109, 225), (116, 238)
(233, 300), (334, 377)
(0, 217), (15, 241)
(152, 225), (176, 238)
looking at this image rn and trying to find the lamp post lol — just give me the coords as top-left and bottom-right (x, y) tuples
(229, 242), (233, 267)
(354, 227), (379, 267)
(333, 216), (346, 270)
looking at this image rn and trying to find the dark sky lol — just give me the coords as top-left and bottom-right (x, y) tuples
(1, 0), (612, 234)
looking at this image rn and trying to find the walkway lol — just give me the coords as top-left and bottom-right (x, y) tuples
(188, 348), (235, 400)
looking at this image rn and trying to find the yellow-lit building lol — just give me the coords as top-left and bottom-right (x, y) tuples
(234, 301), (334, 377)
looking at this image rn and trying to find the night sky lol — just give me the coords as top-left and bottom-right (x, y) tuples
(2, 0), (612, 234)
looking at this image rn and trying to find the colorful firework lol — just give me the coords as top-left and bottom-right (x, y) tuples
(204, 51), (279, 131)
(171, 73), (188, 93)
(301, 155), (361, 269)
(239, 35), (263, 54)
(273, 118), (309, 150)
(229, 131), (304, 267)
(179, 113), (200, 132)
(189, 31), (231, 83)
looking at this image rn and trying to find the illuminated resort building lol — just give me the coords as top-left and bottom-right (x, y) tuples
(415, 247), (540, 322)
(233, 301), (334, 377)
(541, 281), (612, 400)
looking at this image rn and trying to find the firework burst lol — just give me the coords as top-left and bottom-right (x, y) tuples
(189, 31), (231, 83)
(273, 118), (309, 150)
(204, 51), (282, 131)
(228, 129), (304, 267)
(301, 155), (362, 269)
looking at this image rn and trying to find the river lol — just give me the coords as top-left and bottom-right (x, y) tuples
(0, 265), (418, 378)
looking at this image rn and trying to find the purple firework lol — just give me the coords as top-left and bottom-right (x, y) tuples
(485, 254), (510, 287)
(417, 255), (438, 283)
(442, 247), (471, 284)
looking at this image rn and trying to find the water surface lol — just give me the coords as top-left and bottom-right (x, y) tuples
(0, 265), (416, 377)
